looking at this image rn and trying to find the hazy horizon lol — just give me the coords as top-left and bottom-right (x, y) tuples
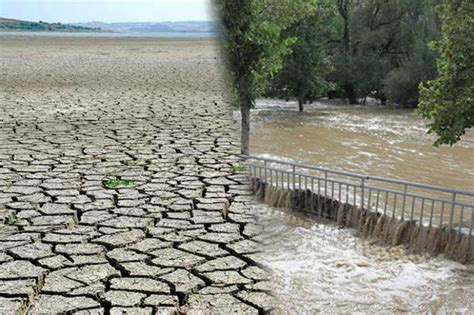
(0, 0), (213, 23)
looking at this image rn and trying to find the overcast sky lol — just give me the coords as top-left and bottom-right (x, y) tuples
(0, 0), (213, 23)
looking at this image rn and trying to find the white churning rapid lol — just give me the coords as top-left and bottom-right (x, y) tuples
(241, 99), (474, 313)
(252, 204), (474, 313)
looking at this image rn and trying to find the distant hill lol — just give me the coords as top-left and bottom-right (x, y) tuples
(0, 17), (102, 32)
(73, 21), (217, 33)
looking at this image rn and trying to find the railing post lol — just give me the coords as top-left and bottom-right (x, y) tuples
(393, 194), (398, 218)
(439, 202), (445, 227)
(324, 171), (328, 198)
(401, 184), (407, 220)
(470, 207), (473, 236)
(292, 165), (296, 190)
(448, 192), (456, 230)
(361, 178), (366, 210)
(367, 188), (372, 210)
(458, 205), (464, 234)
(429, 201), (435, 227)
(264, 160), (267, 182)
(304, 176), (308, 209)
(419, 198), (425, 226)
(248, 156), (473, 237)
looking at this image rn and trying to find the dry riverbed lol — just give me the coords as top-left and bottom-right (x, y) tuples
(0, 36), (272, 314)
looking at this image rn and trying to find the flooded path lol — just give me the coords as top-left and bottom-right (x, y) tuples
(245, 99), (474, 313)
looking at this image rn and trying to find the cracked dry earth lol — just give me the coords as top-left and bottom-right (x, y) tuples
(0, 37), (272, 314)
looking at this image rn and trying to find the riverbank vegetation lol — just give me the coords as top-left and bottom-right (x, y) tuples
(267, 0), (441, 109)
(418, 0), (474, 146)
(216, 0), (473, 150)
(214, 0), (315, 154)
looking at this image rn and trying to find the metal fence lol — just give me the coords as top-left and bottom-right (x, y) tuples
(246, 156), (474, 236)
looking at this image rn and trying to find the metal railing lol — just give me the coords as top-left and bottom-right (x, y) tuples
(246, 156), (474, 236)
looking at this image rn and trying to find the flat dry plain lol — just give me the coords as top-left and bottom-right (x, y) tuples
(0, 36), (271, 314)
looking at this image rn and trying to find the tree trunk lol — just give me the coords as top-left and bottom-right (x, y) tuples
(339, 1), (350, 53)
(338, 1), (358, 105)
(239, 75), (250, 156)
(298, 98), (304, 112)
(344, 84), (358, 104)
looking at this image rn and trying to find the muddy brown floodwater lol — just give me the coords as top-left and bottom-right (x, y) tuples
(250, 99), (474, 191)
(245, 99), (474, 313)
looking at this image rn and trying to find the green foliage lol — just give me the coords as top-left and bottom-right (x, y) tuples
(214, 0), (315, 154)
(329, 0), (440, 105)
(384, 39), (438, 106)
(5, 213), (18, 225)
(262, 0), (440, 107)
(102, 177), (133, 189)
(266, 1), (337, 109)
(215, 0), (315, 103)
(0, 18), (101, 32)
(216, 0), (470, 146)
(230, 164), (247, 173)
(418, 0), (474, 145)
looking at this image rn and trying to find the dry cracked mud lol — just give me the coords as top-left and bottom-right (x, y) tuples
(0, 37), (272, 314)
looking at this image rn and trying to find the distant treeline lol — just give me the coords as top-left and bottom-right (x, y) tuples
(73, 21), (217, 33)
(264, 0), (442, 108)
(0, 18), (101, 32)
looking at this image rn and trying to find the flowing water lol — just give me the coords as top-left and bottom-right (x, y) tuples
(244, 99), (474, 313)
(250, 99), (474, 190)
(254, 205), (474, 313)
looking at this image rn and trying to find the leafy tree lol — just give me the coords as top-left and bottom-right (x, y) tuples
(418, 0), (474, 145)
(330, 0), (439, 105)
(266, 1), (337, 112)
(383, 2), (440, 106)
(384, 37), (438, 106)
(331, 0), (358, 104)
(214, 0), (315, 155)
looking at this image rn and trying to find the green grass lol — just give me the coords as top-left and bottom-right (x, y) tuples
(126, 160), (139, 166)
(231, 164), (247, 173)
(5, 213), (18, 225)
(102, 177), (133, 189)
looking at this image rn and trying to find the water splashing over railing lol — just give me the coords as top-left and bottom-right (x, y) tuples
(245, 155), (474, 262)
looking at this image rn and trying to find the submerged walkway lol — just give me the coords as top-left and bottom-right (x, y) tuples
(0, 37), (271, 314)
